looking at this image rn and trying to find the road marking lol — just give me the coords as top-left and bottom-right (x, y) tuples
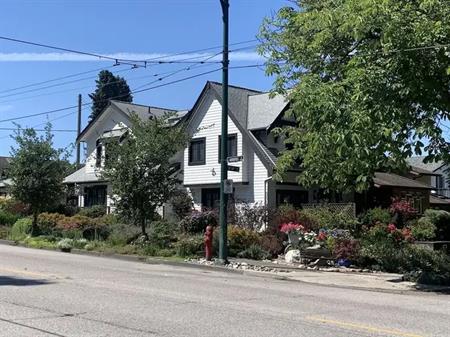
(305, 316), (424, 337)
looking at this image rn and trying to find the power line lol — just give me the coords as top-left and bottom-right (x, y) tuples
(0, 127), (76, 132)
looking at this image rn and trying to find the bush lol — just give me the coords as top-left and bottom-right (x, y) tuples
(237, 244), (270, 260)
(333, 239), (360, 260)
(301, 207), (359, 231)
(275, 204), (317, 230)
(77, 205), (106, 218)
(0, 199), (30, 217)
(169, 189), (193, 219)
(57, 238), (73, 251)
(410, 217), (436, 241)
(230, 202), (276, 231)
(259, 232), (284, 257)
(422, 209), (450, 240)
(227, 226), (261, 257)
(0, 226), (9, 239)
(107, 223), (141, 246)
(148, 220), (179, 249)
(23, 236), (56, 249)
(174, 234), (203, 257)
(0, 209), (19, 226)
(180, 210), (217, 234)
(9, 218), (32, 241)
(360, 207), (391, 226)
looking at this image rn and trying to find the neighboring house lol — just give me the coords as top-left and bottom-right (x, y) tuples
(63, 100), (187, 213)
(0, 157), (12, 197)
(407, 156), (449, 197)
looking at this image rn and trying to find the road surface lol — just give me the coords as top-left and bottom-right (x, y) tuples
(0, 244), (448, 337)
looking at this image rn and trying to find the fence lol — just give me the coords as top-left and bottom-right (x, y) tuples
(300, 202), (356, 218)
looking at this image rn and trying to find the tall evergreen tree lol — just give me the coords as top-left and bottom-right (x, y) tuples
(88, 70), (133, 121)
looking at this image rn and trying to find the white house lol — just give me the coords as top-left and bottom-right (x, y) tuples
(63, 100), (187, 213)
(182, 81), (323, 210)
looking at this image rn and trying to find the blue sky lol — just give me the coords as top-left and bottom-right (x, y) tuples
(0, 0), (288, 157)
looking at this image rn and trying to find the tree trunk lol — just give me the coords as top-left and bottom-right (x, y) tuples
(140, 217), (148, 240)
(31, 212), (39, 237)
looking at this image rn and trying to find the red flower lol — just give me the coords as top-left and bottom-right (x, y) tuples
(279, 222), (304, 234)
(387, 223), (397, 233)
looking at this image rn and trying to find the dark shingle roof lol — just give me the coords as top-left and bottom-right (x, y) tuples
(373, 172), (432, 189)
(407, 156), (444, 172)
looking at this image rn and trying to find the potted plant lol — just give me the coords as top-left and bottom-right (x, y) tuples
(57, 238), (73, 253)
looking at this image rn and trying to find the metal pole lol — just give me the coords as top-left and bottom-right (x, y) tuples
(76, 94), (82, 168)
(219, 0), (229, 264)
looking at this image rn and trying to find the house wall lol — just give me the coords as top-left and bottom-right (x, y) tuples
(183, 96), (246, 185)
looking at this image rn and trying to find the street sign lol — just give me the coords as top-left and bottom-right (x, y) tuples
(227, 155), (243, 163)
(224, 179), (233, 194)
(227, 165), (240, 172)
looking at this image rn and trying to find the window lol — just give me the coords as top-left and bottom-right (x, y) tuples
(95, 139), (102, 167)
(188, 138), (206, 165)
(276, 190), (309, 208)
(84, 185), (107, 207)
(218, 134), (237, 162)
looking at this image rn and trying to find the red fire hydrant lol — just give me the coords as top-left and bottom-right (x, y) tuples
(204, 225), (213, 261)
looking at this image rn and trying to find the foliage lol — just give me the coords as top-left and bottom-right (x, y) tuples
(301, 207), (359, 231)
(106, 222), (141, 246)
(88, 70), (132, 121)
(0, 209), (19, 226)
(102, 113), (189, 237)
(275, 204), (317, 230)
(361, 207), (392, 226)
(0, 198), (30, 216)
(227, 226), (261, 257)
(77, 205), (106, 218)
(57, 238), (73, 251)
(147, 220), (179, 249)
(259, 1), (450, 192)
(231, 202), (275, 231)
(9, 125), (71, 235)
(22, 236), (56, 249)
(333, 239), (360, 260)
(410, 217), (437, 241)
(169, 189), (193, 220)
(0, 226), (9, 239)
(259, 232), (284, 257)
(422, 209), (450, 240)
(237, 244), (270, 260)
(389, 198), (418, 225)
(180, 210), (218, 234)
(174, 234), (203, 257)
(9, 217), (32, 241)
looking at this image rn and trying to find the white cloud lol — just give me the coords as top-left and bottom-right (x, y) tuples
(0, 51), (264, 62)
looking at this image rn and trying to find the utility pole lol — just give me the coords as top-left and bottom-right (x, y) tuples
(76, 94), (82, 168)
(219, 0), (229, 264)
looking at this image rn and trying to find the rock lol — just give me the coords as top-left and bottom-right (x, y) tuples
(285, 249), (301, 263)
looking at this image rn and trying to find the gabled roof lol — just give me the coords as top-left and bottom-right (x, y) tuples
(373, 172), (432, 189)
(247, 92), (289, 130)
(77, 100), (183, 142)
(406, 156), (445, 172)
(0, 157), (11, 170)
(63, 166), (105, 184)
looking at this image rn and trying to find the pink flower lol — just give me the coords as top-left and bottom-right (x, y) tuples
(387, 223), (397, 233)
(279, 222), (304, 234)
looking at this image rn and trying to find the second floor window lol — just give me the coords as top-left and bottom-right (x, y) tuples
(189, 138), (206, 165)
(95, 139), (102, 167)
(218, 134), (237, 162)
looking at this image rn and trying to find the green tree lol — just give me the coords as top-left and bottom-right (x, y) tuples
(10, 125), (71, 235)
(102, 113), (189, 238)
(259, 0), (450, 192)
(88, 70), (132, 121)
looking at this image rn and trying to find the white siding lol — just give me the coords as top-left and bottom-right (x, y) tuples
(183, 97), (245, 185)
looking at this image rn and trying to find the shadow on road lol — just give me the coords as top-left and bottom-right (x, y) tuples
(0, 276), (50, 286)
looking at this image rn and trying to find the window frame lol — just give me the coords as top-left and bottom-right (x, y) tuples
(188, 137), (206, 166)
(218, 133), (238, 163)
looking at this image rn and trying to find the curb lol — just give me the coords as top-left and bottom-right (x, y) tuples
(1, 239), (449, 295)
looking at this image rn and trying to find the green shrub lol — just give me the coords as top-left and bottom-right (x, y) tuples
(237, 244), (270, 260)
(0, 209), (19, 226)
(23, 236), (56, 249)
(174, 234), (203, 257)
(77, 205), (106, 218)
(9, 218), (32, 241)
(106, 223), (141, 246)
(180, 210), (217, 233)
(410, 217), (437, 241)
(360, 207), (392, 226)
(148, 220), (179, 249)
(302, 207), (359, 231)
(422, 209), (450, 240)
(0, 225), (9, 239)
(275, 204), (318, 230)
(227, 226), (261, 257)
(57, 238), (73, 251)
(37, 212), (65, 235)
(0, 199), (29, 216)
(169, 189), (193, 219)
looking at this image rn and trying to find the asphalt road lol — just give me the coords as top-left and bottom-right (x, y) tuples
(0, 245), (448, 337)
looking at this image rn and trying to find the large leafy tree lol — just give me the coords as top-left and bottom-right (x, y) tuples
(10, 125), (71, 235)
(102, 113), (189, 238)
(88, 70), (133, 121)
(259, 0), (450, 192)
